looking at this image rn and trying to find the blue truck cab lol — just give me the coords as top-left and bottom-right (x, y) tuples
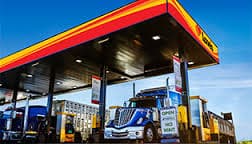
(104, 87), (181, 142)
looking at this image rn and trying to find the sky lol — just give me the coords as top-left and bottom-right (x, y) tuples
(0, 0), (251, 141)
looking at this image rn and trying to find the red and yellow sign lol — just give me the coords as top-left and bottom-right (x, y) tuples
(168, 0), (219, 62)
(0, 0), (167, 73)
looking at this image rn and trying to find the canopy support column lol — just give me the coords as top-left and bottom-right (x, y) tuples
(46, 66), (55, 139)
(179, 46), (192, 142)
(180, 61), (192, 128)
(99, 65), (107, 130)
(178, 44), (192, 128)
(11, 75), (20, 110)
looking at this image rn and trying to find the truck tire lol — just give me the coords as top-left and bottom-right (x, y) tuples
(143, 124), (155, 143)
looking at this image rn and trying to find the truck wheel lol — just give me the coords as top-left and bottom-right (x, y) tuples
(143, 124), (155, 143)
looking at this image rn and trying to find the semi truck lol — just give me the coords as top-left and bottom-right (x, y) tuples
(104, 87), (181, 142)
(104, 87), (236, 143)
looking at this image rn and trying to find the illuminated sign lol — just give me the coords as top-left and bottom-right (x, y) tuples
(168, 0), (219, 62)
(91, 75), (101, 104)
(173, 56), (182, 93)
(196, 25), (214, 52)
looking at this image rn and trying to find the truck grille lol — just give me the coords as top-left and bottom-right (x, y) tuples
(114, 108), (135, 127)
(112, 131), (128, 137)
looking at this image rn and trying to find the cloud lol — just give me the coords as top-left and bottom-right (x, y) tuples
(189, 63), (252, 90)
(191, 79), (252, 89)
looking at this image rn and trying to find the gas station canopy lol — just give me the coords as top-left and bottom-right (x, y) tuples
(0, 0), (218, 99)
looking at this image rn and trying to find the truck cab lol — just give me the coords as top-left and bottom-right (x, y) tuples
(104, 87), (181, 143)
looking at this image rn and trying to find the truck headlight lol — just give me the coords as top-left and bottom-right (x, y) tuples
(136, 117), (143, 125)
(104, 130), (112, 137)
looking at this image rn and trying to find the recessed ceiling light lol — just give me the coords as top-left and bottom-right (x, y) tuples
(75, 59), (82, 63)
(98, 38), (110, 44)
(0, 83), (2, 87)
(133, 39), (143, 46)
(56, 81), (62, 85)
(120, 76), (125, 79)
(32, 62), (39, 67)
(26, 74), (33, 78)
(152, 35), (160, 40)
(188, 61), (195, 65)
(106, 70), (110, 73)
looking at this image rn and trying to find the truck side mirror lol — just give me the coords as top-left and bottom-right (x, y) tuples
(123, 101), (127, 107)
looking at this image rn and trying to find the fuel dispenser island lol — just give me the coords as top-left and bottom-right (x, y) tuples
(55, 112), (76, 143)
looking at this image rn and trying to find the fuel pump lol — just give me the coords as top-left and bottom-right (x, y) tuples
(55, 112), (75, 143)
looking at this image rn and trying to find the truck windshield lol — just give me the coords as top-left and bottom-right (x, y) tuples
(129, 99), (156, 108)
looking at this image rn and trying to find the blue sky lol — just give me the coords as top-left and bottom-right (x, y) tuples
(0, 0), (251, 141)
